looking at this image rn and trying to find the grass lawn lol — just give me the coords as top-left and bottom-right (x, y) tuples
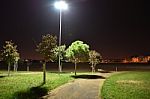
(101, 71), (150, 99)
(0, 71), (74, 99)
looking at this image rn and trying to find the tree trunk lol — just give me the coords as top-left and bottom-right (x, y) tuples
(27, 65), (29, 72)
(14, 63), (15, 72)
(43, 62), (46, 84)
(74, 62), (77, 75)
(93, 65), (96, 73)
(116, 66), (118, 72)
(91, 63), (94, 73)
(16, 63), (18, 72)
(13, 62), (18, 72)
(8, 62), (10, 76)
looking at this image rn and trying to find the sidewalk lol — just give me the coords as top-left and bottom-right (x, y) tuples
(42, 73), (113, 99)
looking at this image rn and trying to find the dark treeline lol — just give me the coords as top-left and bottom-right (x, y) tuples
(0, 61), (150, 72)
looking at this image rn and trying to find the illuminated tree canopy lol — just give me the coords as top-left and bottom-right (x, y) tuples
(66, 40), (89, 75)
(36, 34), (57, 62)
(89, 50), (102, 73)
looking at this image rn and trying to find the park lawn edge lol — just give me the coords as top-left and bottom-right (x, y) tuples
(101, 71), (150, 99)
(0, 71), (74, 99)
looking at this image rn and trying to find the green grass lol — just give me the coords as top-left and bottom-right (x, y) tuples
(0, 71), (74, 99)
(101, 71), (150, 99)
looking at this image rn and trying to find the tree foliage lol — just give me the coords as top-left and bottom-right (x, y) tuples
(89, 50), (102, 73)
(1, 41), (20, 76)
(52, 45), (66, 61)
(36, 34), (57, 62)
(66, 40), (89, 75)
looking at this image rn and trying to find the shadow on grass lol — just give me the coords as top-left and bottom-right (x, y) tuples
(48, 71), (71, 74)
(0, 75), (7, 78)
(71, 75), (105, 79)
(14, 83), (48, 99)
(99, 70), (112, 73)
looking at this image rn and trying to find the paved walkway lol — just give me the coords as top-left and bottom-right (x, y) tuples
(43, 73), (113, 99)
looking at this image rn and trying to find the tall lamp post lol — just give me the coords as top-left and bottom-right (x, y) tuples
(54, 1), (68, 72)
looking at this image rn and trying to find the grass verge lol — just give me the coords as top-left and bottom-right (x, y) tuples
(0, 71), (73, 99)
(101, 71), (150, 99)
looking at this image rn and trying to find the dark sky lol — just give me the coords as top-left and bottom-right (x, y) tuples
(0, 0), (150, 59)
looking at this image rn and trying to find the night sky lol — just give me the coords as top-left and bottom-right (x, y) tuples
(0, 0), (150, 59)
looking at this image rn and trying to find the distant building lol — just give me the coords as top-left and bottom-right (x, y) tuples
(131, 57), (139, 63)
(101, 59), (110, 63)
(123, 58), (131, 63)
(110, 59), (124, 63)
(98, 55), (150, 63)
(101, 59), (124, 63)
(144, 56), (150, 62)
(123, 55), (150, 63)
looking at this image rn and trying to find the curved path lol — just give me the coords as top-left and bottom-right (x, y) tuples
(42, 73), (113, 99)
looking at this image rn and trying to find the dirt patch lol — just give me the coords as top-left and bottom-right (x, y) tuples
(117, 80), (143, 84)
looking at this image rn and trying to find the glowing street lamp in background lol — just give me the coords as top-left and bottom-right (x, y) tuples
(54, 1), (68, 10)
(54, 1), (68, 72)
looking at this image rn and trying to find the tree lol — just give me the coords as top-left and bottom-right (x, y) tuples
(66, 40), (89, 75)
(89, 50), (102, 73)
(36, 34), (57, 84)
(13, 52), (20, 72)
(1, 41), (20, 76)
(52, 45), (66, 71)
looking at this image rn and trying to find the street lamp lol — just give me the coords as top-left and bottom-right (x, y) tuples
(54, 1), (68, 72)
